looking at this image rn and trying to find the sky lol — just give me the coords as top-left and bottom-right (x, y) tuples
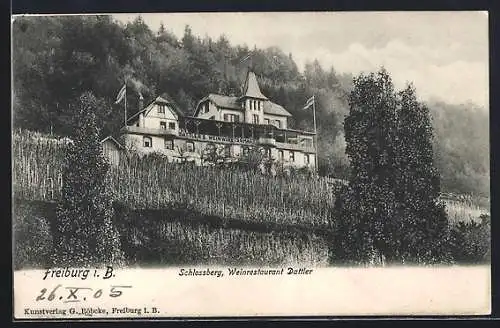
(113, 12), (488, 108)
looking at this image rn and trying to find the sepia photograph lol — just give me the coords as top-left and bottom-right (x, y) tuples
(12, 11), (490, 318)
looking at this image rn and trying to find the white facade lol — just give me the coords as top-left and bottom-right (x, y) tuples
(263, 113), (287, 129)
(196, 100), (219, 120)
(130, 98), (179, 135)
(119, 72), (316, 171)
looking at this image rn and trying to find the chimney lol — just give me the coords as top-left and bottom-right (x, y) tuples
(138, 93), (144, 111)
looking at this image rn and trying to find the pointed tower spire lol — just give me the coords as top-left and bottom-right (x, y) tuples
(241, 70), (267, 100)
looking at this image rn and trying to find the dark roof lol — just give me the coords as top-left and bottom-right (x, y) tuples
(206, 94), (241, 110)
(198, 94), (292, 117)
(264, 101), (292, 117)
(241, 71), (268, 100)
(158, 93), (189, 116)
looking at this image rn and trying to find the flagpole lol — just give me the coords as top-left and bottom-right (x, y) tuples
(312, 95), (318, 173)
(124, 80), (127, 127)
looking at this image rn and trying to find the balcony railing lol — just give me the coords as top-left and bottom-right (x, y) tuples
(257, 137), (276, 146)
(123, 127), (316, 153)
(123, 126), (178, 136)
(275, 141), (316, 153)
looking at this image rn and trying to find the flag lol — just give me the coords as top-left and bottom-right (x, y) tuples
(303, 96), (314, 110)
(239, 52), (252, 64)
(115, 84), (126, 104)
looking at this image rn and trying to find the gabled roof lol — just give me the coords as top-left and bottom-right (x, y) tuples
(100, 136), (123, 149)
(156, 93), (189, 117)
(241, 71), (268, 100)
(127, 96), (185, 124)
(197, 93), (292, 117)
(264, 101), (292, 117)
(205, 94), (241, 110)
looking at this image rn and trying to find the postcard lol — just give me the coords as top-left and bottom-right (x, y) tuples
(12, 11), (490, 319)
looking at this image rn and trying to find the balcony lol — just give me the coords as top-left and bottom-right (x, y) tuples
(122, 125), (178, 137)
(275, 141), (316, 153)
(257, 137), (276, 146)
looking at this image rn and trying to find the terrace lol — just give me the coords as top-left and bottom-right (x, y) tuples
(122, 125), (178, 137)
(179, 116), (316, 153)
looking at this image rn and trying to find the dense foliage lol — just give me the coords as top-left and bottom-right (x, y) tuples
(53, 93), (124, 267)
(12, 15), (489, 196)
(334, 69), (450, 264)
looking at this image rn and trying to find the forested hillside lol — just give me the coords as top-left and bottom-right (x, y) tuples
(12, 15), (489, 197)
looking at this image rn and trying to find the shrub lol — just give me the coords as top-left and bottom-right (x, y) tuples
(449, 214), (490, 263)
(13, 202), (54, 269)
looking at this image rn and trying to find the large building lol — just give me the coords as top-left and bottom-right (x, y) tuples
(120, 71), (317, 169)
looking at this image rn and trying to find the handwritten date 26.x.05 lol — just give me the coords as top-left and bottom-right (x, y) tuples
(36, 284), (132, 303)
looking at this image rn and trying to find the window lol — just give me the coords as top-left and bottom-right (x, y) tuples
(289, 151), (295, 162)
(224, 145), (232, 157)
(278, 150), (284, 160)
(165, 138), (174, 150)
(160, 121), (166, 129)
(209, 115), (215, 120)
(243, 146), (249, 156)
(305, 154), (310, 164)
(265, 118), (270, 125)
(169, 122), (176, 130)
(275, 120), (281, 129)
(253, 114), (259, 124)
(158, 105), (165, 114)
(205, 103), (209, 113)
(224, 114), (239, 122)
(186, 142), (195, 152)
(143, 136), (152, 148)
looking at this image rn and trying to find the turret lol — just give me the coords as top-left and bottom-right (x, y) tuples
(239, 71), (267, 124)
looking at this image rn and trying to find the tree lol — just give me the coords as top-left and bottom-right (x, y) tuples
(334, 68), (449, 265)
(395, 85), (450, 263)
(54, 92), (124, 267)
(334, 68), (398, 264)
